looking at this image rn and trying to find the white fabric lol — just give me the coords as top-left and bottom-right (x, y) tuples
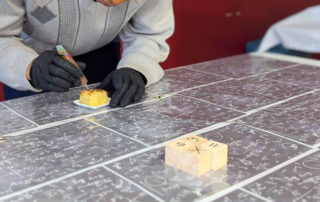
(258, 5), (320, 53)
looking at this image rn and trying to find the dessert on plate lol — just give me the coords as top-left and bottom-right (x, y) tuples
(79, 89), (109, 106)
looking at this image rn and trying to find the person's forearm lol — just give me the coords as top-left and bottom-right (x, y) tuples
(118, 0), (174, 86)
(0, 0), (40, 91)
(0, 38), (39, 91)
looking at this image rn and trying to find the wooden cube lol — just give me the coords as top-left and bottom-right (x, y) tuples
(201, 140), (228, 171)
(165, 135), (228, 176)
(165, 135), (198, 170)
(165, 136), (211, 176)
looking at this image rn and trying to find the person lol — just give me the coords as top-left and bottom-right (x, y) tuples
(0, 0), (174, 107)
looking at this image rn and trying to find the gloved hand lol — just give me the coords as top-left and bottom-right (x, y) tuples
(97, 68), (147, 108)
(28, 50), (86, 92)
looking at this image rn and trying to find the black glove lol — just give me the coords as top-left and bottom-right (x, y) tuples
(29, 50), (86, 92)
(97, 68), (147, 108)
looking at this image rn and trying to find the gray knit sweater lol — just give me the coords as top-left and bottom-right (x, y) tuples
(0, 0), (174, 91)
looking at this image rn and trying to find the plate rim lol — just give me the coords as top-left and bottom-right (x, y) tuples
(73, 100), (109, 109)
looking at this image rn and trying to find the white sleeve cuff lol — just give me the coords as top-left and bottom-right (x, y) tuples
(117, 53), (164, 87)
(15, 49), (41, 92)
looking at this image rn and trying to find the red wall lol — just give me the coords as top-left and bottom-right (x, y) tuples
(162, 0), (320, 69)
(0, 83), (3, 101)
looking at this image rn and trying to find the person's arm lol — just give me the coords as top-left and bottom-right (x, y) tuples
(0, 0), (84, 92)
(0, 0), (40, 91)
(118, 0), (175, 87)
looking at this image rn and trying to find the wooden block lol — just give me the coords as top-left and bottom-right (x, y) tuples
(201, 140), (228, 171)
(165, 135), (212, 176)
(165, 137), (195, 170)
(165, 135), (228, 176)
(181, 146), (211, 177)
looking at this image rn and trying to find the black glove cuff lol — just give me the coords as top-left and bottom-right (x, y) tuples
(137, 71), (147, 85)
(124, 68), (147, 85)
(28, 68), (35, 87)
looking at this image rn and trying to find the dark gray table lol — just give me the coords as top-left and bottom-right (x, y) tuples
(0, 53), (320, 202)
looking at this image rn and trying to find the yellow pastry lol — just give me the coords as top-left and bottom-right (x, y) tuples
(79, 89), (109, 106)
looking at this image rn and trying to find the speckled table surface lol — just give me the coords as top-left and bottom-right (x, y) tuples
(1, 53), (320, 202)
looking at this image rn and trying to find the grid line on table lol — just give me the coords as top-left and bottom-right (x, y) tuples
(2, 94), (163, 137)
(218, 89), (319, 148)
(162, 62), (217, 73)
(313, 141), (320, 148)
(181, 66), (233, 78)
(0, 146), (156, 201)
(251, 52), (320, 67)
(3, 75), (236, 139)
(174, 81), (317, 121)
(180, 82), (311, 134)
(184, 61), (300, 80)
(203, 89), (318, 125)
(239, 188), (272, 202)
(233, 64), (300, 80)
(240, 89), (318, 116)
(84, 118), (150, 147)
(2, 119), (314, 201)
(0, 121), (234, 201)
(3, 109), (109, 137)
(0, 120), (316, 201)
(1, 75), (238, 138)
(198, 148), (319, 202)
(162, 64), (191, 72)
(239, 123), (314, 149)
(180, 94), (246, 113)
(257, 77), (316, 90)
(0, 103), (40, 127)
(103, 166), (164, 202)
(0, 67), (238, 137)
(146, 77), (234, 96)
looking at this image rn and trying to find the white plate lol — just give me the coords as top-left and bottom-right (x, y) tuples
(73, 100), (109, 110)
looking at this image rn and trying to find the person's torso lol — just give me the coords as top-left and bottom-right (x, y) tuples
(23, 0), (145, 56)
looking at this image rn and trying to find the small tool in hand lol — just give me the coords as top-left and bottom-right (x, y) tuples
(56, 45), (89, 89)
